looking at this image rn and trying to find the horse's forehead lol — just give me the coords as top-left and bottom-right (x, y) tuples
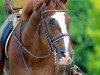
(51, 12), (66, 30)
(51, 12), (65, 20)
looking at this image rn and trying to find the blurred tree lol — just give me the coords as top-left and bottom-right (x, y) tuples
(0, 0), (8, 27)
(86, 0), (100, 75)
(67, 0), (93, 75)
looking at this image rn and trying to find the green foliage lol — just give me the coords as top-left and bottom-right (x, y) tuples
(0, 0), (8, 27)
(67, 0), (100, 75)
(67, 0), (94, 75)
(86, 0), (100, 75)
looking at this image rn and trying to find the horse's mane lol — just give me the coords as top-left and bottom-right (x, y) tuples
(21, 0), (43, 20)
(21, 0), (67, 20)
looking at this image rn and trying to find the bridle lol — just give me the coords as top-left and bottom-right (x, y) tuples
(12, 4), (82, 75)
(41, 5), (70, 56)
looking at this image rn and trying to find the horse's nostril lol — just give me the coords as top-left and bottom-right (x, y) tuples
(61, 51), (66, 57)
(59, 56), (72, 65)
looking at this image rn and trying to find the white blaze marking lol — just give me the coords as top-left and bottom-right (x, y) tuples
(51, 12), (70, 56)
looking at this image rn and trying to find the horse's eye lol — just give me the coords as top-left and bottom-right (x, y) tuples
(49, 18), (55, 25)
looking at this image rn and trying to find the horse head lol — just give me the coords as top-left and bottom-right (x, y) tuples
(40, 0), (73, 66)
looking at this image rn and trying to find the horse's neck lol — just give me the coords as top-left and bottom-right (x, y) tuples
(22, 10), (41, 47)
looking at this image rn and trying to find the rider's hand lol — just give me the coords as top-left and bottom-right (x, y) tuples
(71, 68), (82, 75)
(4, 0), (14, 14)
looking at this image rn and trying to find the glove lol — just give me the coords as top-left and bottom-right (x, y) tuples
(4, 0), (14, 14)
(71, 65), (82, 75)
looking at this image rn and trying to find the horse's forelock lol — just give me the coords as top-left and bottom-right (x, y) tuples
(56, 0), (67, 10)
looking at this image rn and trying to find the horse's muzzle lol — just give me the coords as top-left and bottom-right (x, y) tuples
(59, 53), (72, 65)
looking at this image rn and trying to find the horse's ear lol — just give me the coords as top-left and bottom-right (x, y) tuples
(60, 0), (68, 4)
(44, 0), (50, 6)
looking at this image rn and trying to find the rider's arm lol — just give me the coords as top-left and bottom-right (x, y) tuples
(4, 0), (14, 14)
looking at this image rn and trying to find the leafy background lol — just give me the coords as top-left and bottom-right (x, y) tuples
(0, 0), (100, 75)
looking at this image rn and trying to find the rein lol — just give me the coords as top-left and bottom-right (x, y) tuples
(13, 22), (52, 59)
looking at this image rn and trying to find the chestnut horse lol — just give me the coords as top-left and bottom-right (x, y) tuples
(0, 0), (82, 75)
